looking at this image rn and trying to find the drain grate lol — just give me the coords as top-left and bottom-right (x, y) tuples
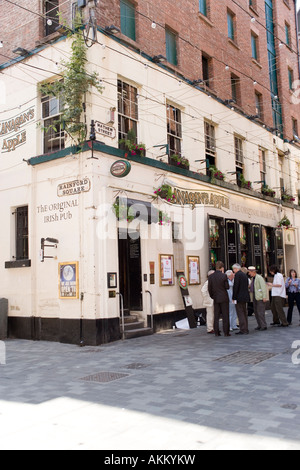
(214, 351), (278, 365)
(79, 371), (130, 384)
(125, 363), (149, 370)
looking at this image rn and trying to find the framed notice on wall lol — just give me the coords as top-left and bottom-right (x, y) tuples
(59, 262), (79, 299)
(160, 255), (174, 286)
(187, 256), (200, 285)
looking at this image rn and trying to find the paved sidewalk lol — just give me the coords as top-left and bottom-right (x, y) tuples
(0, 310), (300, 450)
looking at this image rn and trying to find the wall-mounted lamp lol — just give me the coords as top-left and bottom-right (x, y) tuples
(13, 47), (29, 56)
(105, 25), (121, 35)
(153, 55), (167, 64)
(40, 238), (59, 262)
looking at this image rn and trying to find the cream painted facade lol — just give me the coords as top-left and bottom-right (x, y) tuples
(1, 32), (300, 344)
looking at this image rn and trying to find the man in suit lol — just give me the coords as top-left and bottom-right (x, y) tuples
(232, 264), (250, 335)
(208, 261), (230, 337)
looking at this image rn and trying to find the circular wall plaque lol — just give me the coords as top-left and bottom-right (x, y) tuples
(110, 160), (131, 178)
(178, 275), (188, 290)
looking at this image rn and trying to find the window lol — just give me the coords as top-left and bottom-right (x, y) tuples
(167, 104), (182, 159)
(41, 87), (65, 154)
(199, 0), (207, 17)
(235, 136), (244, 183)
(255, 92), (263, 119)
(118, 80), (138, 145)
(227, 10), (235, 41)
(44, 0), (59, 36)
(205, 121), (216, 173)
(166, 28), (178, 66)
(288, 68), (294, 91)
(285, 22), (291, 47)
(251, 33), (259, 61)
(120, 0), (136, 41)
(292, 118), (299, 139)
(202, 54), (212, 88)
(16, 206), (29, 261)
(231, 74), (240, 104)
(259, 148), (267, 185)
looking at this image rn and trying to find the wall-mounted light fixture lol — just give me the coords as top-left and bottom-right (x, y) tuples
(153, 55), (167, 64)
(105, 25), (121, 35)
(13, 47), (29, 56)
(40, 238), (59, 262)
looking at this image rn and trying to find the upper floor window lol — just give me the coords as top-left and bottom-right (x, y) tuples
(166, 28), (178, 66)
(44, 0), (59, 36)
(199, 0), (208, 17)
(41, 88), (65, 153)
(227, 10), (236, 42)
(118, 80), (138, 145)
(167, 104), (182, 159)
(120, 0), (136, 41)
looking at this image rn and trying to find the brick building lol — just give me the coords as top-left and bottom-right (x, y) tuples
(1, 1), (300, 345)
(1, 0), (300, 141)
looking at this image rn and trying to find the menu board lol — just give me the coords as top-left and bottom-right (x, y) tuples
(160, 255), (174, 286)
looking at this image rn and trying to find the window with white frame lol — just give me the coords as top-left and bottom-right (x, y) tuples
(41, 89), (65, 154)
(118, 79), (138, 145)
(167, 104), (182, 159)
(205, 121), (216, 173)
(235, 136), (244, 183)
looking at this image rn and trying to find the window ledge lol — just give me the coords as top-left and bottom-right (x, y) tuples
(198, 12), (213, 27)
(5, 260), (31, 269)
(228, 39), (240, 51)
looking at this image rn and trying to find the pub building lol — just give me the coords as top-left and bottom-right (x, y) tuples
(1, 21), (300, 345)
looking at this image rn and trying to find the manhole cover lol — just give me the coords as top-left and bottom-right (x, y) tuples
(214, 351), (278, 365)
(79, 371), (130, 383)
(125, 363), (149, 370)
(281, 404), (297, 410)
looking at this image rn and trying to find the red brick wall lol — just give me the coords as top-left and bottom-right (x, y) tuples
(0, 0), (299, 140)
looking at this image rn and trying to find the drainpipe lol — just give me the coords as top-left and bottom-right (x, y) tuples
(294, 0), (300, 80)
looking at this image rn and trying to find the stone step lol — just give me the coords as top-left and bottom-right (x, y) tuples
(124, 327), (153, 340)
(123, 315), (139, 324)
(124, 321), (145, 331)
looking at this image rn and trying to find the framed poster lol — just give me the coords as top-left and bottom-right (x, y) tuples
(187, 256), (200, 285)
(107, 272), (117, 289)
(59, 262), (79, 299)
(160, 255), (174, 286)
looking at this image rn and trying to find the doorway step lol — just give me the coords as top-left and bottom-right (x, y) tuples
(122, 314), (153, 340)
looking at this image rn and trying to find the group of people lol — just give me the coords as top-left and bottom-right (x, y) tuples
(201, 261), (300, 338)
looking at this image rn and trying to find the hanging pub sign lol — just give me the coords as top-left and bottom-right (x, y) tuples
(110, 160), (132, 178)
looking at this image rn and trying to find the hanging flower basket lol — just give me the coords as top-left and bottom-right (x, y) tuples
(154, 184), (176, 203)
(159, 211), (171, 226)
(112, 200), (135, 223)
(278, 216), (291, 228)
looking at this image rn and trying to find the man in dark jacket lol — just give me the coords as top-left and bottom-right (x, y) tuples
(208, 261), (230, 337)
(232, 264), (250, 335)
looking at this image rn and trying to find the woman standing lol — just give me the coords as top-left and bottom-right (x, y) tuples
(267, 265), (289, 327)
(285, 269), (300, 325)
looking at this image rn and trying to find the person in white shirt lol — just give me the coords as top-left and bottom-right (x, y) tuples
(201, 270), (215, 334)
(267, 265), (289, 327)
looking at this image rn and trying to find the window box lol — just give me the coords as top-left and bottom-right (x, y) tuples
(169, 154), (190, 170)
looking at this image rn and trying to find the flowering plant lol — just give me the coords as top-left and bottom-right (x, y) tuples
(159, 211), (171, 226)
(112, 200), (135, 223)
(209, 166), (225, 182)
(282, 192), (296, 203)
(278, 216), (291, 228)
(154, 184), (176, 203)
(238, 174), (253, 190)
(262, 185), (276, 198)
(169, 154), (190, 170)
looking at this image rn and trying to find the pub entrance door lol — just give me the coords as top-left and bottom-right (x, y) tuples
(118, 230), (143, 315)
